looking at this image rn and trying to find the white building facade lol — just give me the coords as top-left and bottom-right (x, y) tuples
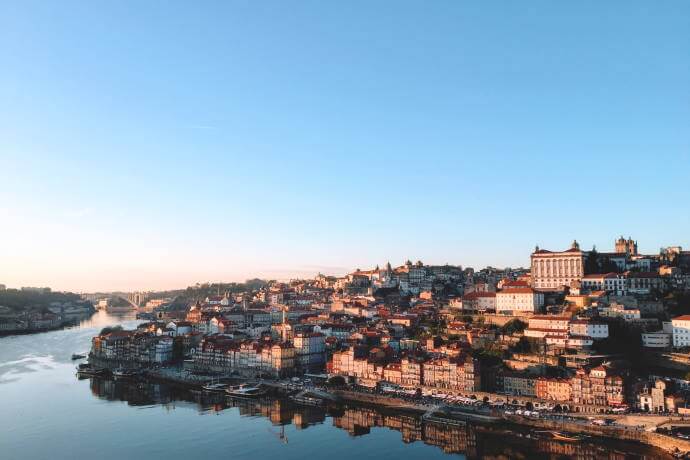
(496, 288), (544, 314)
(672, 316), (690, 348)
(530, 241), (587, 290)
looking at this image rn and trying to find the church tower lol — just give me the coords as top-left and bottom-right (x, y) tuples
(615, 236), (638, 255)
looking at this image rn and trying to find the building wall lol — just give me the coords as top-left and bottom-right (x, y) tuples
(642, 332), (672, 348)
(672, 318), (690, 348)
(531, 249), (585, 289)
(496, 291), (544, 314)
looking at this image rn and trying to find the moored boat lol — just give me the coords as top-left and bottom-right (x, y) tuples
(290, 395), (325, 407)
(76, 363), (108, 377)
(226, 384), (267, 399)
(202, 382), (230, 393)
(550, 431), (587, 442)
(71, 353), (87, 360)
(112, 368), (140, 380)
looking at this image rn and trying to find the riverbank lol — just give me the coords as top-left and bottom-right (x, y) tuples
(0, 319), (84, 337)
(331, 389), (503, 424)
(330, 389), (690, 456)
(76, 360), (690, 457)
(85, 357), (218, 387)
(504, 413), (690, 456)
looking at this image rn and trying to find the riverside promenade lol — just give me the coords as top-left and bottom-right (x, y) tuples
(78, 359), (690, 457)
(327, 388), (690, 456)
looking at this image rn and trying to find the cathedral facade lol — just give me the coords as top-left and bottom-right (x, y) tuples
(531, 240), (587, 290)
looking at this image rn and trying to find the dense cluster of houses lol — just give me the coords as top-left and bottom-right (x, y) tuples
(330, 346), (481, 392)
(88, 236), (690, 413)
(91, 329), (174, 364)
(0, 310), (65, 333)
(193, 335), (296, 377)
(0, 294), (95, 334)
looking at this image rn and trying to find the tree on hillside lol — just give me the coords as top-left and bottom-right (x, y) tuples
(585, 247), (620, 274)
(501, 319), (527, 338)
(593, 319), (644, 371)
(585, 247), (601, 274)
(512, 336), (541, 354)
(667, 292), (690, 316)
(0, 289), (86, 313)
(99, 325), (123, 335)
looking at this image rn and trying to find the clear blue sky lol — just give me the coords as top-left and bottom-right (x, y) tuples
(1, 1), (688, 291)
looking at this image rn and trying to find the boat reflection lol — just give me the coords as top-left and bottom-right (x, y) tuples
(86, 377), (669, 459)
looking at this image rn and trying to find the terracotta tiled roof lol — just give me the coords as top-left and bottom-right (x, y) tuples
(582, 273), (620, 279)
(673, 315), (690, 321)
(463, 292), (496, 300)
(502, 280), (530, 288)
(498, 288), (536, 294)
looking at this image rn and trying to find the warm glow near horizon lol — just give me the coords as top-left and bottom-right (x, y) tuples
(1, 2), (688, 293)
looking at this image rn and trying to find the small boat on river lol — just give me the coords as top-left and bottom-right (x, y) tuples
(290, 394), (325, 407)
(534, 430), (588, 442)
(226, 384), (267, 399)
(76, 363), (107, 378)
(550, 431), (588, 442)
(112, 368), (140, 380)
(202, 382), (230, 393)
(71, 353), (87, 360)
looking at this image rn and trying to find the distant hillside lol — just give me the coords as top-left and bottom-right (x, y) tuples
(163, 279), (270, 310)
(0, 289), (91, 313)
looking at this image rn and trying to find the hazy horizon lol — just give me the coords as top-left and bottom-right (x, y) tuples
(2, 2), (689, 292)
(0, 236), (678, 293)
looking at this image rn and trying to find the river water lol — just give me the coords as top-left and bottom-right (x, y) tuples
(0, 311), (670, 459)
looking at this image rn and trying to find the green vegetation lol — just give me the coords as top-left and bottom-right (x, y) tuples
(593, 318), (645, 370)
(666, 292), (690, 316)
(501, 319), (527, 337)
(584, 248), (620, 274)
(511, 336), (543, 354)
(419, 318), (446, 336)
(99, 325), (123, 335)
(472, 345), (503, 367)
(412, 328), (430, 341)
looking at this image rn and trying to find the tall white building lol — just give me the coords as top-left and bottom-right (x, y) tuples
(293, 332), (326, 371)
(672, 315), (690, 348)
(531, 241), (587, 289)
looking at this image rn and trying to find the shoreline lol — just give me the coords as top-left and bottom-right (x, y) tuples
(77, 361), (690, 457)
(0, 320), (83, 338)
(0, 310), (97, 338)
(330, 389), (690, 457)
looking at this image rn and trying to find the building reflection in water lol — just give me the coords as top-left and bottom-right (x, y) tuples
(87, 377), (666, 460)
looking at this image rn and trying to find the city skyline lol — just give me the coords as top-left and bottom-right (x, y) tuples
(2, 1), (689, 292)
(0, 235), (681, 292)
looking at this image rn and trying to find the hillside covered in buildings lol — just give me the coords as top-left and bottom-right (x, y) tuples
(90, 236), (690, 415)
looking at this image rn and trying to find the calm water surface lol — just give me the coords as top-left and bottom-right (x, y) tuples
(0, 311), (670, 459)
